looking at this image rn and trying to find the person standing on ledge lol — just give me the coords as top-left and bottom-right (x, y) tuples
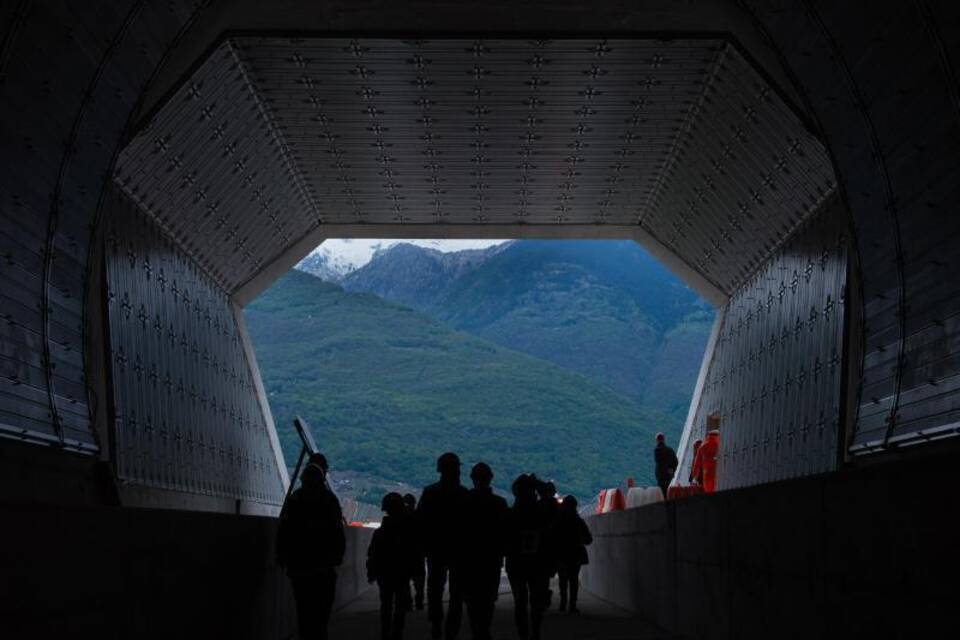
(653, 432), (679, 500)
(276, 453), (346, 640)
(692, 412), (721, 493)
(418, 452), (470, 640)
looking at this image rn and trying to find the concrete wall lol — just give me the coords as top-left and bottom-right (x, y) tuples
(582, 451), (956, 639)
(0, 502), (373, 639)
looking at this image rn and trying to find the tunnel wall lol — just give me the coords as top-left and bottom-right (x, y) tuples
(739, 1), (960, 453)
(0, 502), (374, 639)
(582, 452), (955, 639)
(676, 204), (848, 489)
(0, 0), (209, 455)
(103, 194), (286, 509)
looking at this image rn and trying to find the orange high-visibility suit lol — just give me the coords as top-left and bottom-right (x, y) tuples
(691, 431), (720, 493)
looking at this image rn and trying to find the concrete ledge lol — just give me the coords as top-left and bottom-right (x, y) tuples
(582, 452), (957, 640)
(0, 503), (373, 639)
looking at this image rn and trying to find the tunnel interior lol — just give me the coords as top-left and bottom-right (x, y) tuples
(100, 33), (842, 510)
(2, 2), (959, 639)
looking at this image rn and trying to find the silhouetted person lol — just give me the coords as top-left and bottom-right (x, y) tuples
(535, 479), (559, 525)
(403, 493), (426, 611)
(463, 462), (508, 640)
(688, 439), (704, 485)
(534, 478), (560, 608)
(368, 493), (417, 640)
(554, 496), (592, 614)
(418, 452), (470, 640)
(692, 412), (721, 493)
(277, 454), (345, 640)
(506, 474), (551, 640)
(654, 432), (679, 500)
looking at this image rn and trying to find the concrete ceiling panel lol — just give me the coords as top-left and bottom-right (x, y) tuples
(115, 36), (835, 300)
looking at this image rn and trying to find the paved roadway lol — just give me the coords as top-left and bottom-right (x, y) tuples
(328, 575), (678, 640)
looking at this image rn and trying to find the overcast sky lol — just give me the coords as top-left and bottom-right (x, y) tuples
(310, 238), (508, 271)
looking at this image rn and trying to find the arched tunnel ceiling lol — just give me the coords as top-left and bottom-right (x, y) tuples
(114, 36), (836, 300)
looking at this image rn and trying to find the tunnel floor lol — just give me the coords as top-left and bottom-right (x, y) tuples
(329, 575), (678, 640)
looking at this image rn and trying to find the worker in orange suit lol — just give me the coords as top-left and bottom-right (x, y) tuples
(691, 412), (721, 493)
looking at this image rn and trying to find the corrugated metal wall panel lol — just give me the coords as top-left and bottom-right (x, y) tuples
(0, 0), (207, 451)
(676, 201), (848, 489)
(118, 36), (835, 298)
(743, 0), (960, 455)
(114, 40), (317, 295)
(104, 191), (285, 505)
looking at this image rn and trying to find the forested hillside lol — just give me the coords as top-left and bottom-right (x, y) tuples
(343, 240), (713, 423)
(246, 270), (667, 500)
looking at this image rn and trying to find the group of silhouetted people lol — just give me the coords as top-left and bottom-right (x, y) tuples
(277, 450), (592, 640)
(276, 421), (720, 640)
(371, 452), (592, 640)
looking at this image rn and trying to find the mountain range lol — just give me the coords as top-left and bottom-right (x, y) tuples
(337, 240), (714, 420)
(245, 269), (667, 501)
(296, 238), (507, 282)
(255, 239), (714, 501)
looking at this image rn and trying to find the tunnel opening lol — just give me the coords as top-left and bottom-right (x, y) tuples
(244, 236), (716, 513)
(97, 34), (843, 515)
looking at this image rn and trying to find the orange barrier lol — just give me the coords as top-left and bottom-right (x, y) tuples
(596, 487), (626, 513)
(595, 489), (607, 514)
(611, 489), (626, 511)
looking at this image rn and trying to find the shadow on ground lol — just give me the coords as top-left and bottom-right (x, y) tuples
(330, 575), (679, 640)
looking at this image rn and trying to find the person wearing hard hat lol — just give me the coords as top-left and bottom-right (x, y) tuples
(368, 492), (418, 640)
(691, 412), (721, 493)
(653, 432), (679, 500)
(463, 462), (508, 640)
(418, 452), (470, 640)
(276, 453), (345, 640)
(505, 474), (552, 640)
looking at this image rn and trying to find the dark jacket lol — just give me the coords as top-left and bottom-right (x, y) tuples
(553, 509), (592, 567)
(276, 486), (346, 576)
(504, 499), (551, 576)
(537, 496), (561, 574)
(367, 514), (417, 585)
(464, 487), (509, 567)
(654, 442), (679, 483)
(417, 480), (470, 561)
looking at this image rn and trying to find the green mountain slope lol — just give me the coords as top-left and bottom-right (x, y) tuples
(343, 240), (714, 428)
(246, 269), (667, 500)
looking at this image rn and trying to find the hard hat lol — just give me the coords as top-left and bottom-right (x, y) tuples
(436, 452), (461, 473)
(381, 492), (404, 513)
(470, 462), (493, 482)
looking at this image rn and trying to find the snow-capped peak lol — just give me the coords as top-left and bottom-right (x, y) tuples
(296, 238), (507, 282)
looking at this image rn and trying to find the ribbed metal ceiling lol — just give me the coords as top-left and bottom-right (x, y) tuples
(115, 37), (835, 296)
